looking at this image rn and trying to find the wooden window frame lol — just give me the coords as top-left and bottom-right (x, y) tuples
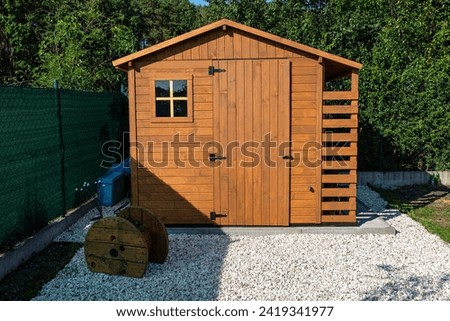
(150, 75), (193, 123)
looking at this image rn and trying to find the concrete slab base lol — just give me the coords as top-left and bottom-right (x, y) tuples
(167, 214), (396, 236)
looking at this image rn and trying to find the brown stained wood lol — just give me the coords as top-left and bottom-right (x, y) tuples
(322, 132), (358, 142)
(323, 106), (358, 114)
(322, 187), (356, 197)
(292, 66), (317, 76)
(139, 176), (211, 185)
(351, 69), (359, 95)
(139, 200), (212, 210)
(261, 59), (270, 225)
(243, 59), (254, 225)
(291, 125), (316, 134)
(139, 192), (213, 202)
(137, 127), (212, 136)
(292, 83), (317, 92)
(292, 92), (317, 101)
(292, 101), (317, 108)
(219, 59), (229, 225)
(224, 30), (234, 58)
(118, 207), (169, 264)
(84, 217), (149, 278)
(116, 19), (361, 226)
(213, 59), (289, 226)
(291, 108), (316, 118)
(292, 117), (317, 126)
(252, 60), (263, 225)
(292, 133), (316, 142)
(290, 215), (320, 224)
(322, 158), (357, 170)
(315, 58), (323, 224)
(128, 68), (140, 207)
(323, 145), (357, 156)
(138, 168), (212, 177)
(228, 60), (237, 225)
(269, 59), (278, 226)
(291, 192), (316, 200)
(322, 199), (356, 211)
(292, 75), (317, 84)
(113, 19), (362, 71)
(322, 119), (358, 129)
(292, 199), (316, 208)
(235, 60), (246, 225)
(322, 174), (357, 184)
(278, 59), (291, 226)
(259, 40), (268, 58)
(84, 242), (149, 263)
(291, 184), (317, 192)
(137, 119), (212, 128)
(290, 167), (317, 176)
(322, 91), (357, 100)
(321, 214), (356, 223)
(139, 182), (212, 194)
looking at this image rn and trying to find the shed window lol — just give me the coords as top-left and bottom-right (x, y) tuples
(152, 79), (192, 121)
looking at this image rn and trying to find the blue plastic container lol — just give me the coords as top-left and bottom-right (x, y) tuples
(97, 171), (125, 206)
(108, 158), (131, 175)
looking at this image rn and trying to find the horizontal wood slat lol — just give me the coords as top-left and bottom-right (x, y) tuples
(322, 119), (358, 128)
(290, 215), (320, 224)
(322, 187), (356, 197)
(322, 174), (357, 183)
(323, 91), (357, 100)
(323, 106), (358, 114)
(322, 132), (357, 142)
(321, 213), (356, 223)
(322, 199), (356, 211)
(323, 145), (357, 156)
(322, 158), (357, 170)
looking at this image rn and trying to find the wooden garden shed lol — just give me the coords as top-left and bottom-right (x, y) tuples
(113, 19), (362, 226)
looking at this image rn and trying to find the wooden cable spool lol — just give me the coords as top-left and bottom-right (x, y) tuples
(84, 207), (169, 278)
(117, 206), (169, 264)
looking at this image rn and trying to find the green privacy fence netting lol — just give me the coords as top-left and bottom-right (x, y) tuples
(0, 85), (128, 249)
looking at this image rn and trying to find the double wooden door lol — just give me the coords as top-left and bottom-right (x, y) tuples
(212, 59), (290, 226)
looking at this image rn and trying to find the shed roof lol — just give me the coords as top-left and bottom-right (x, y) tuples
(113, 19), (362, 72)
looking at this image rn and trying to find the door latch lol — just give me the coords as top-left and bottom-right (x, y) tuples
(282, 155), (293, 160)
(209, 153), (227, 162)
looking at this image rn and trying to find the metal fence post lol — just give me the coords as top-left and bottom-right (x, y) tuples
(54, 80), (67, 216)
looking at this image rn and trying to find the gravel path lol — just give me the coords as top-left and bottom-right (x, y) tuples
(33, 188), (450, 301)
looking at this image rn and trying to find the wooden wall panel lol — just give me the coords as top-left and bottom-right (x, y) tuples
(289, 58), (320, 224)
(133, 60), (214, 224)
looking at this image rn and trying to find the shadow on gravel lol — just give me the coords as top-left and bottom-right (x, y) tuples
(361, 271), (450, 300)
(0, 242), (82, 301)
(143, 232), (231, 300)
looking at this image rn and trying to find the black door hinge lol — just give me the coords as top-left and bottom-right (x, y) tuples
(210, 211), (227, 220)
(208, 66), (226, 75)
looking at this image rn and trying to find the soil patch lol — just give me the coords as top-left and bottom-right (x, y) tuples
(0, 242), (82, 301)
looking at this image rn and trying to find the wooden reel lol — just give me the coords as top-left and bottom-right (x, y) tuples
(84, 207), (169, 278)
(117, 207), (169, 264)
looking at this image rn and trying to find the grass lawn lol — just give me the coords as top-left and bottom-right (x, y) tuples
(375, 184), (450, 243)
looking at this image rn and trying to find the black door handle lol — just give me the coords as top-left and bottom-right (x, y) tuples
(209, 153), (227, 162)
(282, 155), (293, 160)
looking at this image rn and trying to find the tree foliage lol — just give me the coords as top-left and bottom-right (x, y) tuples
(1, 0), (449, 170)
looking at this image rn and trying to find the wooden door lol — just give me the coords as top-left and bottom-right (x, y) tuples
(212, 59), (290, 226)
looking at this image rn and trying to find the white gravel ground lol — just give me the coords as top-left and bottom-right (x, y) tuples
(33, 188), (450, 301)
